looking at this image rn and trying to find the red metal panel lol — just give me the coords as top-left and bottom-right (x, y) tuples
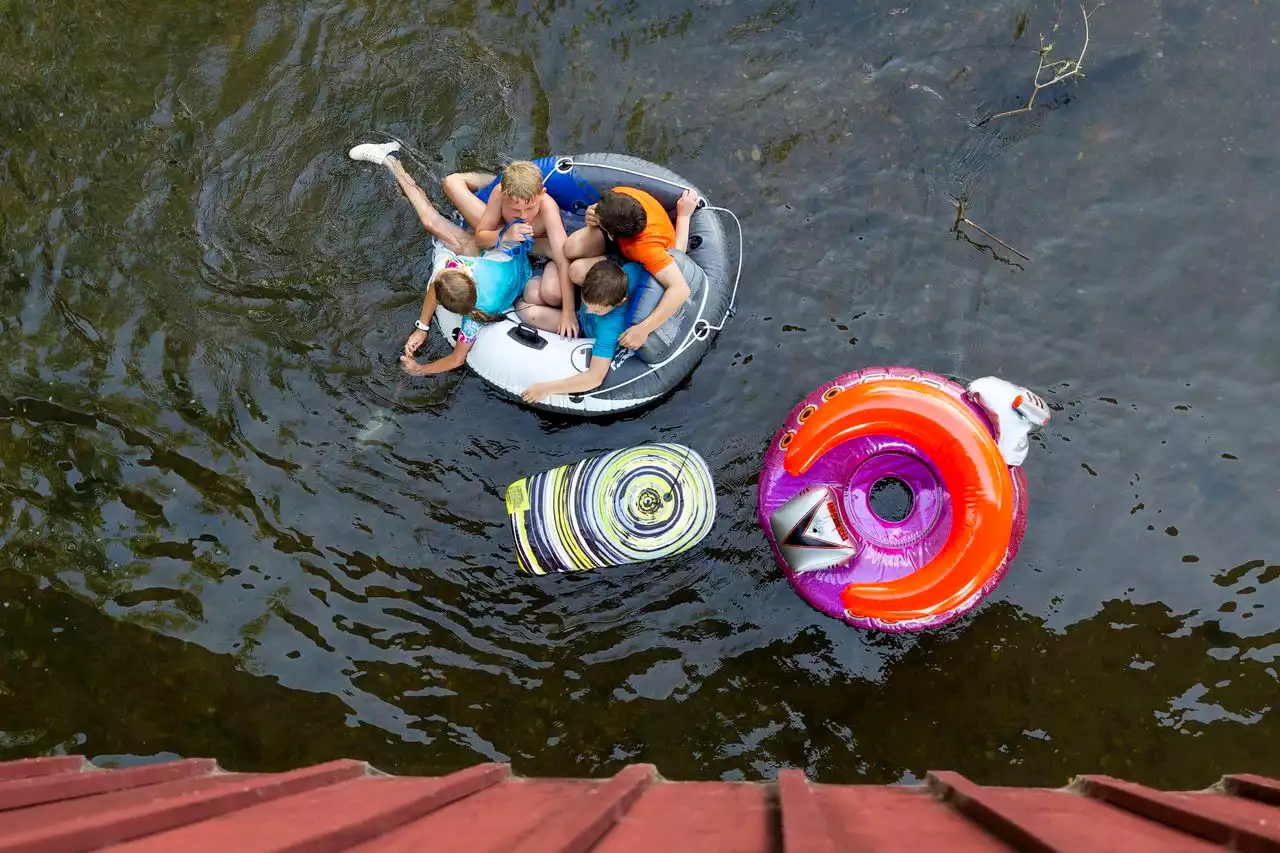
(1079, 775), (1280, 850)
(0, 760), (215, 812)
(0, 759), (367, 853)
(958, 785), (1223, 853)
(818, 783), (1009, 852)
(0, 758), (85, 782)
(1224, 775), (1280, 806)
(928, 771), (1066, 851)
(506, 764), (654, 853)
(776, 770), (838, 853)
(349, 779), (591, 853)
(0, 776), (251, 837)
(0, 757), (1274, 852)
(111, 764), (506, 853)
(593, 780), (773, 853)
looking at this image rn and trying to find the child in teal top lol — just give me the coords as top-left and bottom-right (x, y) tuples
(347, 139), (534, 375)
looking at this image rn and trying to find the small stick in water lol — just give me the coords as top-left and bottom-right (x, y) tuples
(950, 199), (1031, 266)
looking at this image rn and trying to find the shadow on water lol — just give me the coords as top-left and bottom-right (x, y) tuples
(1, 0), (1278, 784)
(4, 565), (1277, 786)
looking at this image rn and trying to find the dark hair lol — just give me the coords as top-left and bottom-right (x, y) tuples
(582, 260), (630, 307)
(596, 190), (647, 238)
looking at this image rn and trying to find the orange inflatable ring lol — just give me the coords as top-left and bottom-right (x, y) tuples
(784, 377), (1016, 624)
(757, 367), (1032, 631)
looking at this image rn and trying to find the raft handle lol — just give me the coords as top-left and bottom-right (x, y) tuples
(507, 323), (548, 351)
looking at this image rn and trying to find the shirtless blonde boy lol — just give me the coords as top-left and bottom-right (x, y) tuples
(443, 163), (575, 338)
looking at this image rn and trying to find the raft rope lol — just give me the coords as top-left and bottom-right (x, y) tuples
(544, 157), (744, 401)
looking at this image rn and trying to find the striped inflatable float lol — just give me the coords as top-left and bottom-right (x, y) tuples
(505, 443), (716, 574)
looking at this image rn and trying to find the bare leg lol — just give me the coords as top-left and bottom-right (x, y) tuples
(538, 262), (563, 308)
(387, 158), (478, 256)
(517, 274), (564, 331)
(563, 224), (606, 262)
(442, 171), (497, 230)
(568, 256), (607, 286)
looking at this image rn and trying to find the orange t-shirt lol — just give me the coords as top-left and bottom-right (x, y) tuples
(613, 186), (675, 275)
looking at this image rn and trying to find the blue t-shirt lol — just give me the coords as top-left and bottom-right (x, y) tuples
(446, 251), (531, 344)
(577, 263), (648, 361)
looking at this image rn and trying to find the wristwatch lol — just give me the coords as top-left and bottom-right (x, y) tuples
(414, 319), (430, 332)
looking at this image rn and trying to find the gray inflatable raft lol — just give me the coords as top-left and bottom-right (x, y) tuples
(431, 153), (741, 417)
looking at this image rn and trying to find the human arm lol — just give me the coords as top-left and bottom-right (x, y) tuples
(541, 195), (577, 338)
(618, 261), (690, 350)
(474, 189), (507, 249)
(474, 189), (533, 250)
(522, 356), (611, 403)
(400, 337), (474, 376)
(403, 281), (440, 355)
(673, 189), (698, 253)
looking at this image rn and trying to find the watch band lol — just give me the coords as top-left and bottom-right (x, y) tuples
(414, 319), (430, 332)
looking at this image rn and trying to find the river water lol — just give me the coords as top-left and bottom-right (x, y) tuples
(1, 0), (1277, 785)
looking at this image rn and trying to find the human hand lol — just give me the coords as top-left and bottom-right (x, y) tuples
(676, 189), (699, 218)
(557, 309), (579, 339)
(499, 222), (535, 249)
(584, 204), (599, 230)
(619, 325), (649, 350)
(399, 354), (426, 375)
(404, 328), (427, 356)
(522, 383), (551, 403)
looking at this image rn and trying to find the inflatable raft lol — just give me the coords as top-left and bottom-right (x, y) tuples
(505, 443), (716, 575)
(429, 154), (740, 416)
(757, 367), (1050, 632)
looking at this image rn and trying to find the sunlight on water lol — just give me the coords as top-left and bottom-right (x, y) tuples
(0, 0), (1276, 785)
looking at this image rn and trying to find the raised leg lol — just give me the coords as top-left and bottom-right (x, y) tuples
(568, 256), (607, 286)
(442, 171), (497, 230)
(387, 158), (477, 256)
(563, 224), (606, 262)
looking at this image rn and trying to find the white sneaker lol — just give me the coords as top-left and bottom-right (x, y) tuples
(348, 141), (401, 165)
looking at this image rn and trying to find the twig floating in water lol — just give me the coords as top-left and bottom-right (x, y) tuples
(985, 3), (1102, 124)
(951, 199), (1032, 265)
(959, 217), (1031, 261)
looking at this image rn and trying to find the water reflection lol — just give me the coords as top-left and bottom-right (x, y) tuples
(1, 0), (1277, 785)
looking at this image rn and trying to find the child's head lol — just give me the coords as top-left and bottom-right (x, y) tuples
(581, 261), (630, 315)
(433, 266), (478, 316)
(595, 190), (647, 239)
(500, 161), (544, 220)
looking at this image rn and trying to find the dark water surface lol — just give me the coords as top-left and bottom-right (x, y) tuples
(2, 0), (1278, 785)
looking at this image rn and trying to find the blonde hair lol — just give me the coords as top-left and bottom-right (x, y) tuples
(500, 160), (543, 201)
(432, 265), (499, 325)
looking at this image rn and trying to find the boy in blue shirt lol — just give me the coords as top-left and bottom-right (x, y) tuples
(521, 261), (647, 403)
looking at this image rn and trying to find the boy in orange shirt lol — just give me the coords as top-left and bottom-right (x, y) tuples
(558, 186), (698, 351)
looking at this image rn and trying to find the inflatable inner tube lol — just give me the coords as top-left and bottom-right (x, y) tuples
(756, 367), (1030, 632)
(431, 154), (739, 417)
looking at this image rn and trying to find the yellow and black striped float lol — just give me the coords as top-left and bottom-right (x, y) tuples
(504, 443), (716, 575)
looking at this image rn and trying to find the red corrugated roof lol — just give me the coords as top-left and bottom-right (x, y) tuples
(0, 756), (1276, 851)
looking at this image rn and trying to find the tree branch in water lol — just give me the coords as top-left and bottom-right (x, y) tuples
(985, 3), (1102, 123)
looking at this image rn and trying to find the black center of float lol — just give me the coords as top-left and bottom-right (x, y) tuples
(637, 487), (662, 515)
(869, 476), (913, 523)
